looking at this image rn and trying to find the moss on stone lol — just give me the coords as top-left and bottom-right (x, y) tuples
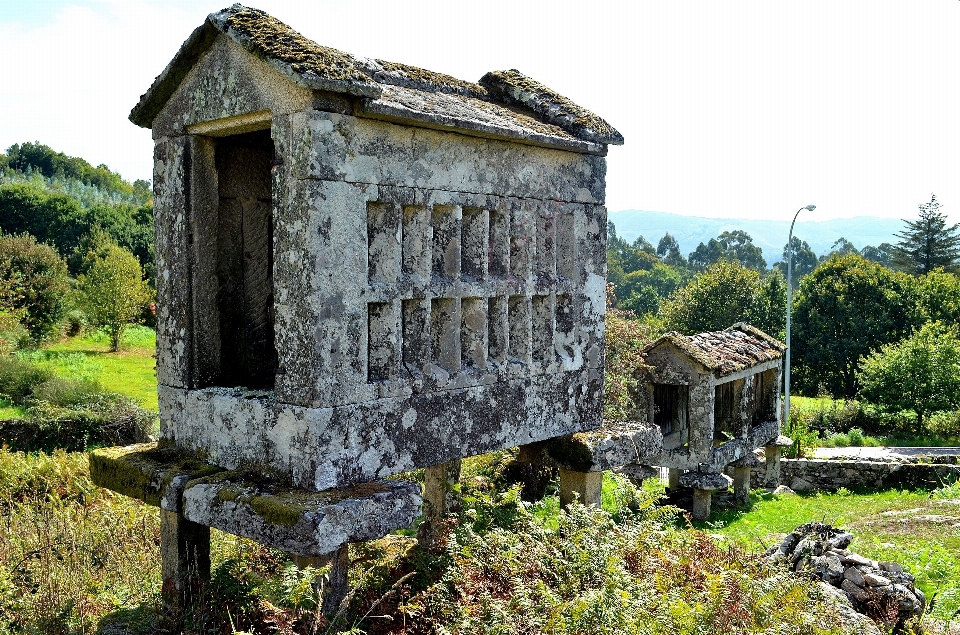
(221, 7), (367, 84)
(479, 69), (623, 145)
(187, 470), (394, 528)
(90, 442), (224, 507)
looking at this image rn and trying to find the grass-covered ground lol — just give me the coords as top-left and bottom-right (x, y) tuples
(1, 449), (856, 635)
(707, 484), (960, 626)
(21, 326), (158, 412)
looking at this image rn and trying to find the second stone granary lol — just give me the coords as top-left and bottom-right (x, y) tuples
(642, 323), (787, 473)
(136, 4), (622, 490)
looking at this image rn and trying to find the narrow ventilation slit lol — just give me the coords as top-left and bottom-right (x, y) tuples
(368, 301), (398, 382)
(367, 202), (401, 285)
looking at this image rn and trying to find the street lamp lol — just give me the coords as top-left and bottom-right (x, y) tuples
(785, 204), (816, 434)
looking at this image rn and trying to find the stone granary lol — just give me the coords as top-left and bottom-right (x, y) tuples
(90, 3), (622, 612)
(642, 323), (789, 519)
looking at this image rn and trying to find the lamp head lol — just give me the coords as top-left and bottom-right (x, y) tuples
(805, 204), (816, 211)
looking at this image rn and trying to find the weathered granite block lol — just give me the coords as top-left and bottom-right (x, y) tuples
(519, 419), (662, 472)
(89, 443), (224, 512)
(181, 474), (422, 556)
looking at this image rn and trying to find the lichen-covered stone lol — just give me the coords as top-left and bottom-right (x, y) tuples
(678, 471), (731, 491)
(520, 419), (662, 472)
(161, 370), (602, 490)
(181, 473), (421, 556)
(89, 442), (224, 512)
(132, 5), (622, 154)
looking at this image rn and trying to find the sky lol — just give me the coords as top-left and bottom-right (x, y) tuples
(1, 0), (958, 224)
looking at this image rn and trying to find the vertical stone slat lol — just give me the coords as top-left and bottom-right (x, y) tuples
(153, 136), (192, 391)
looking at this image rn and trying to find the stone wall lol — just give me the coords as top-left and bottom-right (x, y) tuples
(740, 458), (960, 492)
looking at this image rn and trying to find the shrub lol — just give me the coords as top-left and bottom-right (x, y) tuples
(859, 321), (960, 434)
(336, 478), (848, 634)
(76, 241), (154, 351)
(0, 354), (155, 452)
(0, 233), (70, 343)
(604, 285), (657, 421)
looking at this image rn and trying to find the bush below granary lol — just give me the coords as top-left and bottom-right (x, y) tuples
(0, 354), (155, 452)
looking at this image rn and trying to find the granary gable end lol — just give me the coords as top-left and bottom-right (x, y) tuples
(132, 4), (624, 492)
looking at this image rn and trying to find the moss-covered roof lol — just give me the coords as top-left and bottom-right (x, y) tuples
(642, 322), (785, 377)
(130, 4), (622, 150)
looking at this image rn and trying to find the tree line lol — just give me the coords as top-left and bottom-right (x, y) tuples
(609, 194), (960, 433)
(0, 143), (154, 351)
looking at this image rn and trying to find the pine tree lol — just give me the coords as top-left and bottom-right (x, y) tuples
(893, 194), (960, 274)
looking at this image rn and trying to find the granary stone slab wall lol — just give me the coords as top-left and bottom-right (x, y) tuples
(147, 18), (610, 489)
(737, 458), (960, 492)
(160, 368), (601, 490)
(285, 109), (606, 204)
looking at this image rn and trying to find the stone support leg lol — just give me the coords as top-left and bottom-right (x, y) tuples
(559, 469), (603, 507)
(764, 446), (782, 488)
(733, 466), (752, 505)
(691, 488), (713, 521)
(667, 467), (682, 490)
(293, 544), (350, 617)
(418, 459), (462, 548)
(160, 509), (211, 610)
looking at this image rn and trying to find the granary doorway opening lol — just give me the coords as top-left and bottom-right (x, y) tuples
(213, 129), (277, 389)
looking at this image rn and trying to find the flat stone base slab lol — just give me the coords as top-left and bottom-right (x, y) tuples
(182, 473), (422, 556)
(519, 420), (662, 472)
(90, 443), (422, 556)
(90, 443), (225, 512)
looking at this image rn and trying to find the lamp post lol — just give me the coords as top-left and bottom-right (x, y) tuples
(785, 204), (816, 433)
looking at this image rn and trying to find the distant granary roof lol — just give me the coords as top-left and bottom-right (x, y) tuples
(644, 323), (785, 377)
(130, 4), (623, 153)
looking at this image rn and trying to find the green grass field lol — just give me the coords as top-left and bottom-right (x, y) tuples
(14, 326), (158, 413)
(706, 484), (960, 622)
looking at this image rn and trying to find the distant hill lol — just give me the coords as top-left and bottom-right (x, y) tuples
(608, 210), (904, 263)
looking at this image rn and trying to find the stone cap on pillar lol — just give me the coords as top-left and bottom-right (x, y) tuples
(768, 435), (794, 447)
(518, 420), (663, 472)
(731, 451), (763, 468)
(679, 471), (733, 491)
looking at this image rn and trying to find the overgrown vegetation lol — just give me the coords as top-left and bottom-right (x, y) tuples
(0, 352), (155, 452)
(0, 450), (855, 634)
(710, 481), (960, 628)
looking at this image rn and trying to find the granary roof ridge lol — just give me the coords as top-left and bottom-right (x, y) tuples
(129, 4), (623, 148)
(479, 70), (624, 146)
(642, 324), (784, 377)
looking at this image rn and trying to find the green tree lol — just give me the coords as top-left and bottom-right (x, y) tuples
(656, 232), (687, 268)
(0, 233), (70, 342)
(792, 254), (922, 398)
(860, 242), (895, 268)
(688, 230), (766, 272)
(659, 259), (783, 335)
(618, 263), (688, 316)
(893, 194), (960, 275)
(77, 243), (154, 351)
(917, 269), (960, 327)
(859, 321), (960, 434)
(774, 236), (818, 286)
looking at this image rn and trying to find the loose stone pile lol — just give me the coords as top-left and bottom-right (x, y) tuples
(768, 522), (925, 629)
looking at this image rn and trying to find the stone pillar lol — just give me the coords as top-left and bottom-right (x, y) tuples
(559, 469), (603, 507)
(418, 459), (462, 547)
(691, 488), (713, 521)
(764, 436), (792, 488)
(764, 446), (781, 488)
(732, 466), (752, 505)
(293, 544), (351, 617)
(160, 509), (211, 609)
(667, 467), (682, 490)
(731, 452), (762, 506)
(679, 471), (732, 522)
